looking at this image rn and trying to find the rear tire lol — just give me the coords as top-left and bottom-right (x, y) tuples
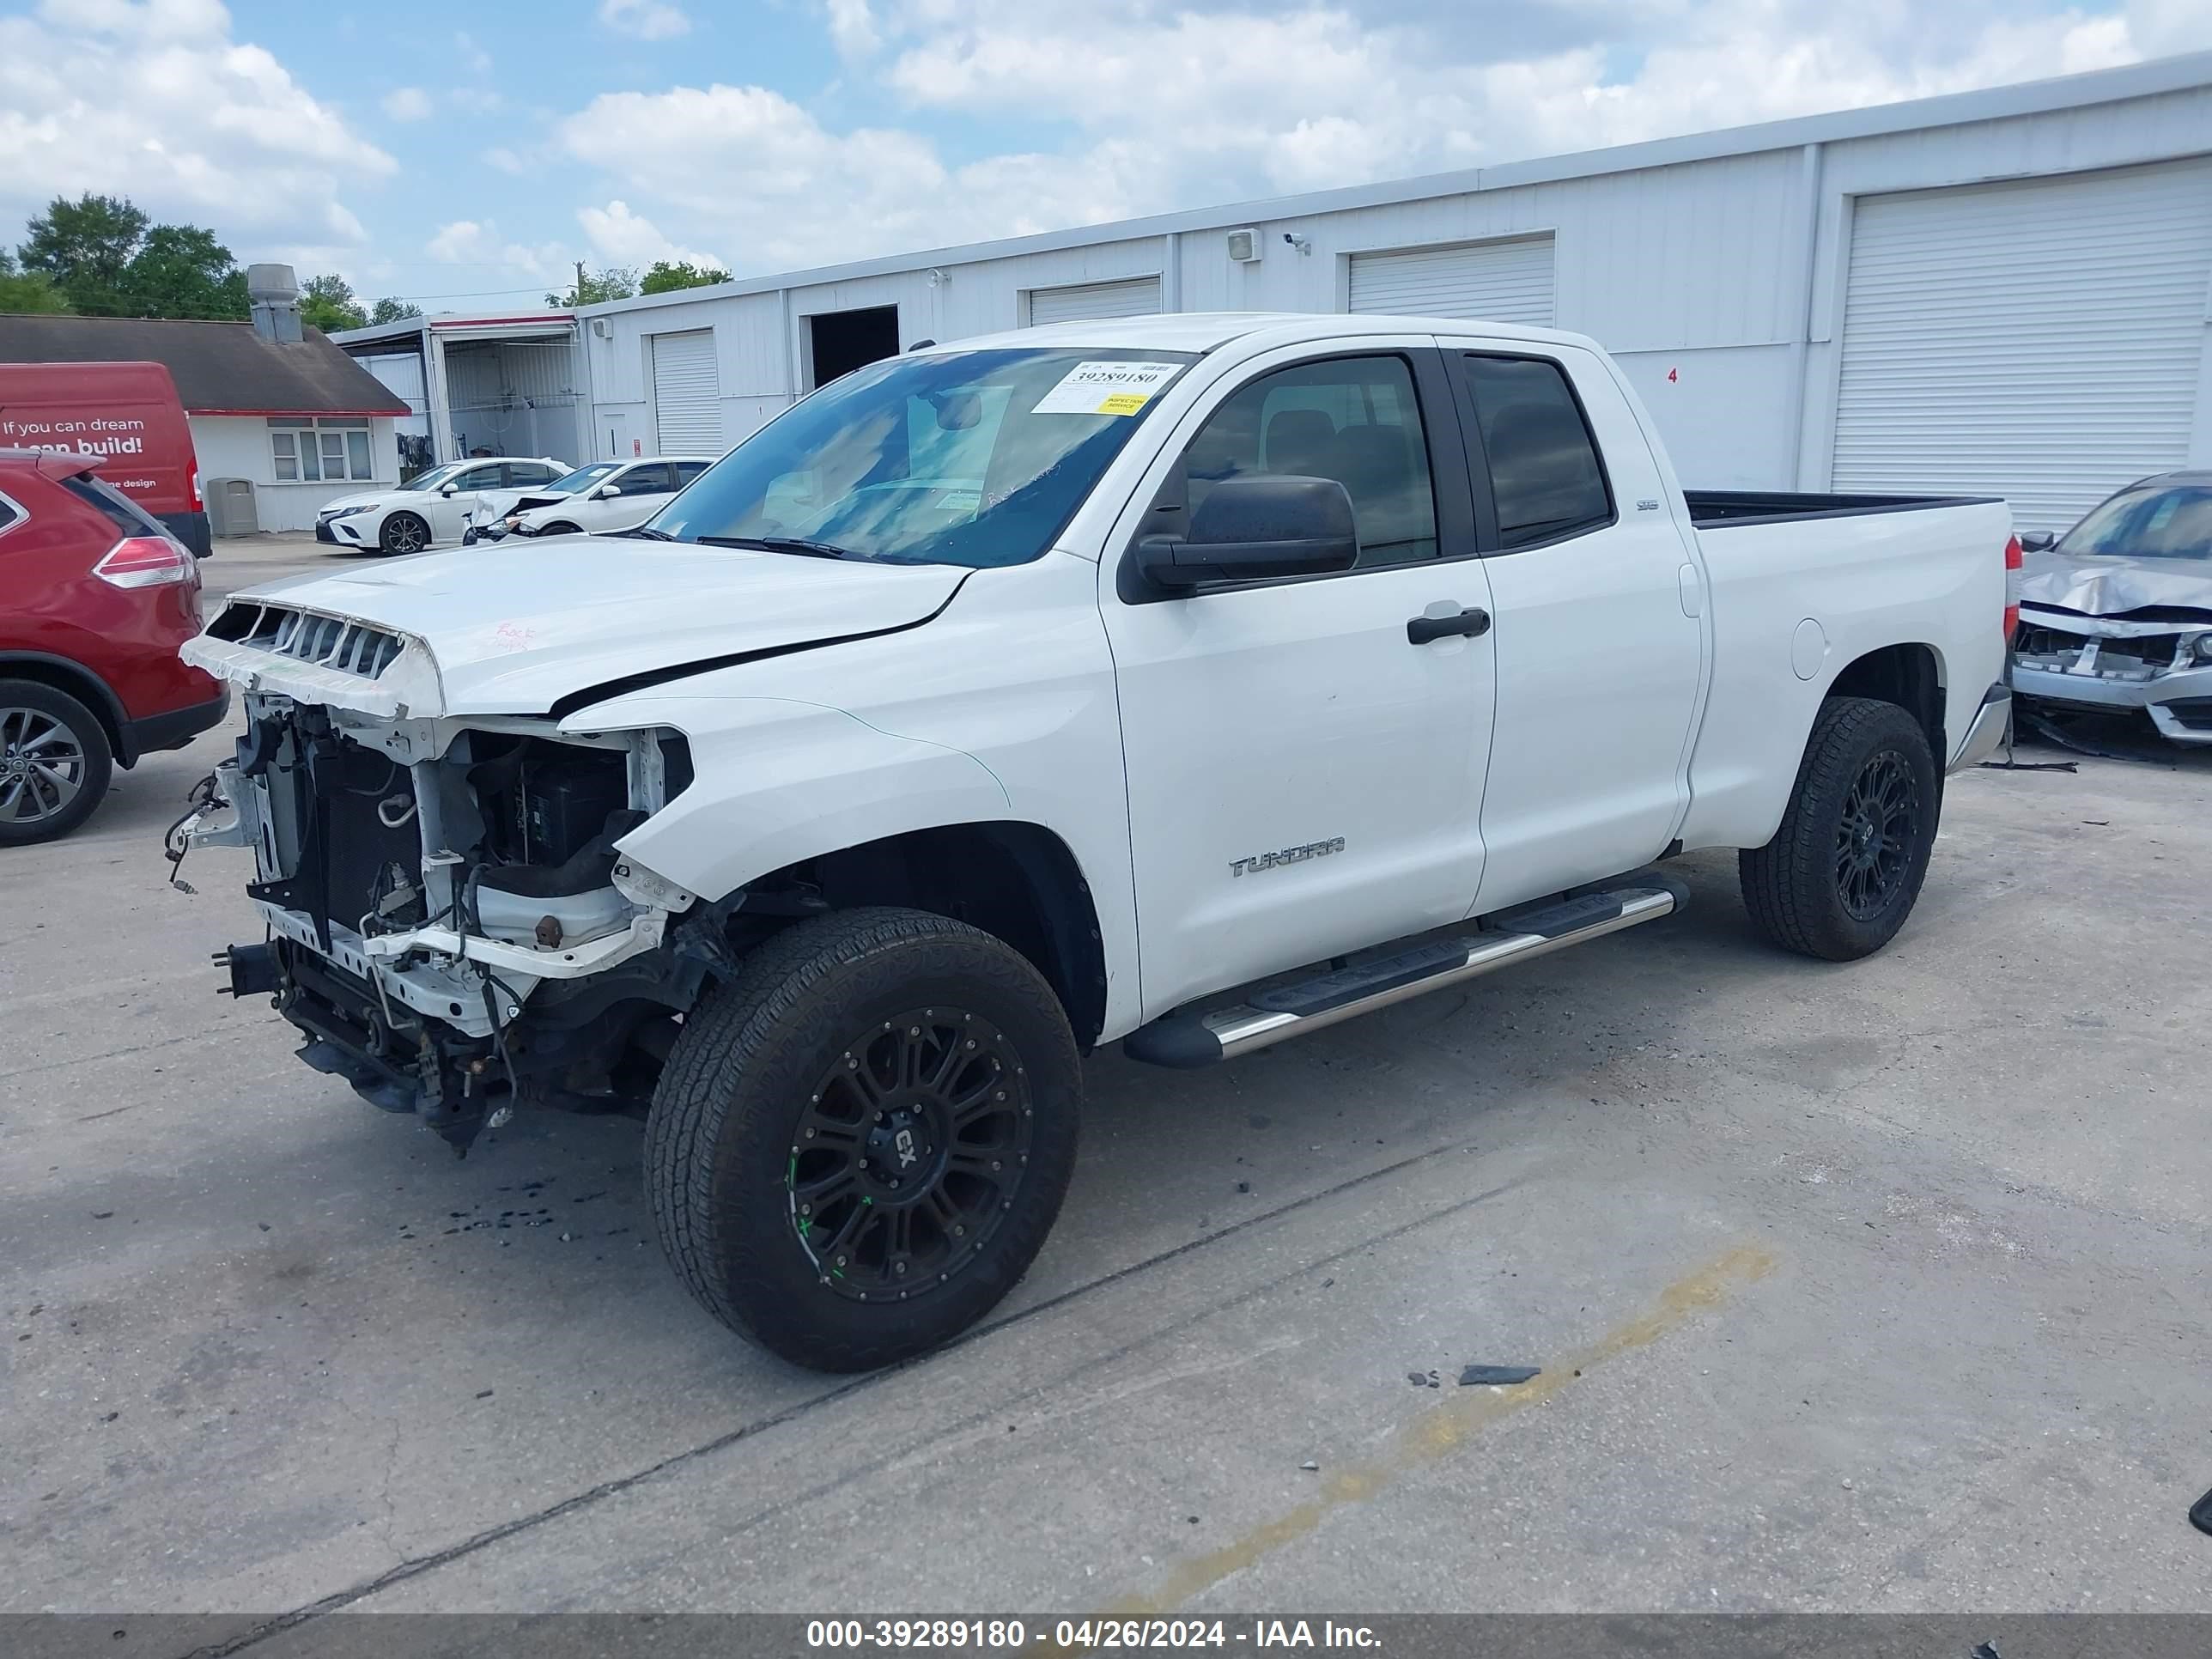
(378, 511), (429, 556)
(0, 680), (113, 846)
(646, 907), (1081, 1371)
(1740, 696), (1939, 962)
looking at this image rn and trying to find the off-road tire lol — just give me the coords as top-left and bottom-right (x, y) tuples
(378, 511), (429, 556)
(0, 679), (113, 846)
(646, 907), (1081, 1371)
(1740, 696), (1939, 962)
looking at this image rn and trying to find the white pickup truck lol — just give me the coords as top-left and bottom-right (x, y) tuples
(177, 313), (2014, 1370)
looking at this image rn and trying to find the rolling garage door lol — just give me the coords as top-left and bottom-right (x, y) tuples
(1347, 237), (1555, 325)
(1832, 159), (2212, 532)
(650, 330), (722, 455)
(1026, 277), (1163, 326)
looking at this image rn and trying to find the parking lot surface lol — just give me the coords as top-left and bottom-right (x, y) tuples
(3, 608), (2209, 1622)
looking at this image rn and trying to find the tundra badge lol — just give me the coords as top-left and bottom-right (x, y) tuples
(1231, 837), (1346, 878)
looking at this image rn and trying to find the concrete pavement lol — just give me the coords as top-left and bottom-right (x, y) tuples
(3, 722), (2209, 1624)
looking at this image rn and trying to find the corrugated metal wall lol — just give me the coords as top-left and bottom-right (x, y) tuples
(580, 77), (2212, 498)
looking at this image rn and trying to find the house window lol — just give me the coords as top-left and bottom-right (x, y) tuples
(270, 417), (376, 483)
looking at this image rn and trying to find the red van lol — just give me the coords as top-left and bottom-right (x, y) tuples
(0, 361), (209, 556)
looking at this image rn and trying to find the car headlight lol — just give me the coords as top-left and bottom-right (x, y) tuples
(2195, 635), (2212, 663)
(324, 503), (375, 520)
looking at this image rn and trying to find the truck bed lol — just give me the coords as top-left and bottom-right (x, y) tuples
(1686, 489), (2002, 527)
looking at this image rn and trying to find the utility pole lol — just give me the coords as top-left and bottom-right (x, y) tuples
(574, 259), (586, 305)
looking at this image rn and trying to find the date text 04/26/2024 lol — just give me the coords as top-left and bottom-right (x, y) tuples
(803, 1621), (1382, 1650)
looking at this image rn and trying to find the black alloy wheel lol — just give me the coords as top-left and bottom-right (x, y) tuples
(788, 1008), (1033, 1303)
(1834, 750), (1920, 920)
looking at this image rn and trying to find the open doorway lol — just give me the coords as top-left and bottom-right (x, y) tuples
(806, 305), (900, 389)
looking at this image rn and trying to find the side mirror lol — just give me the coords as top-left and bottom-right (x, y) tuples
(440, 483), (459, 497)
(1137, 476), (1358, 588)
(592, 483), (619, 500)
(2018, 530), (2057, 552)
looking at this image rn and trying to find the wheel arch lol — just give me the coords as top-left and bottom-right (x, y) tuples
(0, 653), (131, 765)
(1822, 641), (1945, 763)
(744, 821), (1109, 1050)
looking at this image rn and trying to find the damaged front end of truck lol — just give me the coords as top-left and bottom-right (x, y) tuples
(173, 599), (734, 1154)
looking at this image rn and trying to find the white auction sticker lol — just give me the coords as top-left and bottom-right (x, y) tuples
(1032, 361), (1183, 416)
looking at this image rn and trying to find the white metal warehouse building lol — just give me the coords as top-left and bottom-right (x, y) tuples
(577, 52), (2212, 532)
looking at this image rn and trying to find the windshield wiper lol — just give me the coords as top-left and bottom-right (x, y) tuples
(692, 534), (866, 561)
(613, 525), (677, 540)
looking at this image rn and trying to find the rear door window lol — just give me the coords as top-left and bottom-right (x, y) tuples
(616, 464), (677, 495)
(1460, 355), (1613, 550)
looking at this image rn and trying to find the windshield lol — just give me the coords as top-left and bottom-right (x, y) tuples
(398, 463), (467, 493)
(547, 462), (620, 494)
(2058, 483), (2212, 562)
(650, 347), (1195, 567)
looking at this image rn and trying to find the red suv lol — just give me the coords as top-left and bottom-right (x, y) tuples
(0, 449), (227, 844)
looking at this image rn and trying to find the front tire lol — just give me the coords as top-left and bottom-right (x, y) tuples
(0, 681), (113, 846)
(537, 520), (580, 538)
(1740, 696), (1939, 961)
(378, 511), (429, 556)
(646, 907), (1082, 1371)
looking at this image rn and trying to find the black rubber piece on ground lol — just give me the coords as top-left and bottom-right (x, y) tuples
(1458, 1364), (1540, 1386)
(644, 906), (1081, 1372)
(0, 678), (113, 846)
(2191, 1486), (2212, 1536)
(1739, 696), (1939, 963)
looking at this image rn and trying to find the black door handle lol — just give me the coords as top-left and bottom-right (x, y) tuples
(1407, 606), (1491, 644)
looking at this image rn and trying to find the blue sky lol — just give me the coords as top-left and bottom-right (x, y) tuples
(2, 0), (2205, 311)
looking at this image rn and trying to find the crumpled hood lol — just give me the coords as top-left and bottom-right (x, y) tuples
(185, 536), (968, 718)
(472, 486), (572, 524)
(2019, 550), (2212, 621)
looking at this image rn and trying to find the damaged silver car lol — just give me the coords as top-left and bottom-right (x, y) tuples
(2012, 472), (2212, 745)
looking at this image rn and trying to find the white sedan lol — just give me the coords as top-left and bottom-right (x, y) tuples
(316, 457), (567, 555)
(499, 456), (717, 541)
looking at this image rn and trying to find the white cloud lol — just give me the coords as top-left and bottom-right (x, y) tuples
(453, 30), (492, 75)
(823, 0), (879, 57)
(576, 199), (724, 272)
(551, 0), (2212, 276)
(425, 219), (570, 285)
(599, 0), (691, 40)
(0, 0), (394, 253)
(484, 146), (529, 175)
(380, 85), (433, 122)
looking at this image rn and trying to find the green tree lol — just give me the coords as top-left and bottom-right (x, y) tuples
(124, 224), (248, 319)
(369, 296), (423, 324)
(640, 258), (731, 295)
(298, 272), (368, 332)
(545, 264), (637, 307)
(20, 193), (149, 315)
(0, 249), (71, 313)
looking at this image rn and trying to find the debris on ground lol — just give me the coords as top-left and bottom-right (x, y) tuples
(1299, 1460), (1320, 1471)
(1458, 1364), (1540, 1387)
(2018, 707), (2175, 765)
(2191, 1486), (2212, 1537)
(1407, 1369), (1440, 1389)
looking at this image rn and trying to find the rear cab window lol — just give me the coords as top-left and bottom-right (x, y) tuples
(1459, 354), (1613, 550)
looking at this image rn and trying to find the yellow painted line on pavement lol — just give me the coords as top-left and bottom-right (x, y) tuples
(1106, 1239), (1778, 1614)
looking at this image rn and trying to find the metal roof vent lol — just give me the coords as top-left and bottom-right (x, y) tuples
(247, 263), (303, 344)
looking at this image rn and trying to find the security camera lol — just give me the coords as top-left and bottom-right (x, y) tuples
(1282, 232), (1313, 253)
